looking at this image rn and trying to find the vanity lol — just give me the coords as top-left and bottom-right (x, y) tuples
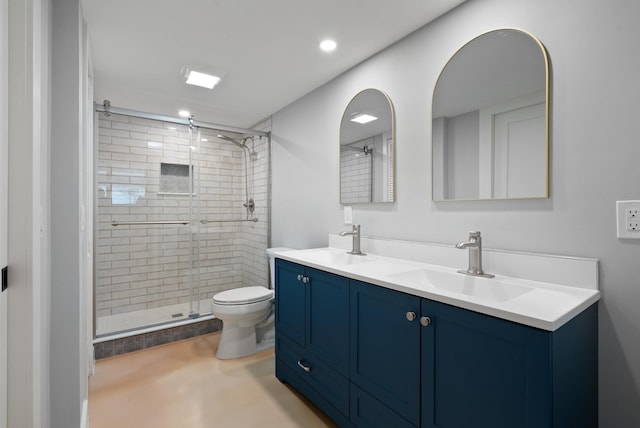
(274, 242), (599, 428)
(278, 27), (594, 426)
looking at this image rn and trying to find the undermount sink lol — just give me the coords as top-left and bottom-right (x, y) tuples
(384, 268), (533, 303)
(298, 249), (373, 266)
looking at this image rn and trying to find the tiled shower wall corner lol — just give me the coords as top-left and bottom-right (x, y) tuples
(341, 139), (373, 203)
(341, 132), (393, 204)
(96, 113), (269, 319)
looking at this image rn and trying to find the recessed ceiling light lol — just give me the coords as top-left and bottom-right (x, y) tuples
(319, 39), (337, 52)
(178, 110), (191, 118)
(201, 138), (208, 142)
(185, 70), (221, 89)
(350, 114), (378, 124)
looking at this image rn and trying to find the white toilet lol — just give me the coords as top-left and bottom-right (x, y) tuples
(211, 247), (294, 359)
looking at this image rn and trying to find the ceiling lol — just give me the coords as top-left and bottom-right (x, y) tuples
(84, 0), (466, 130)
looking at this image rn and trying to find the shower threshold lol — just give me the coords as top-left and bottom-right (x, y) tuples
(96, 298), (213, 338)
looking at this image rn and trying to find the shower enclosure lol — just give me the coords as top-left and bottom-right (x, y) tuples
(94, 105), (270, 337)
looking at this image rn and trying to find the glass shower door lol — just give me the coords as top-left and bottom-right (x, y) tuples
(95, 112), (202, 336)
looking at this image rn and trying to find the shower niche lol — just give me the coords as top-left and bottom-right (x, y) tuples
(159, 162), (192, 195)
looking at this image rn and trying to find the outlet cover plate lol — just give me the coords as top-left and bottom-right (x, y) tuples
(616, 200), (640, 239)
(344, 206), (353, 225)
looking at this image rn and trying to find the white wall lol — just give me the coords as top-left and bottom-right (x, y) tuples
(271, 0), (640, 426)
(50, 0), (89, 426)
(445, 110), (479, 199)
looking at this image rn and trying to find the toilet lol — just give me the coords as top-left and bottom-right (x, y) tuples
(211, 247), (294, 359)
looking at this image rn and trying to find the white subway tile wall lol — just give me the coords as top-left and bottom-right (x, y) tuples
(96, 113), (269, 326)
(340, 145), (372, 203)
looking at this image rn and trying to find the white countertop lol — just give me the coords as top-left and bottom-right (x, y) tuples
(276, 247), (600, 331)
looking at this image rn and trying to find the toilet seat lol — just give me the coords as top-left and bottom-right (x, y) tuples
(213, 286), (273, 306)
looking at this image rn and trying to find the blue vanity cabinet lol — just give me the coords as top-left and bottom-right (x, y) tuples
(348, 280), (597, 428)
(349, 280), (421, 428)
(421, 299), (545, 428)
(274, 259), (352, 426)
(421, 299), (598, 428)
(276, 259), (597, 428)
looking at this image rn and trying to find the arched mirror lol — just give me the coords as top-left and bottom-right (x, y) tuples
(432, 28), (549, 201)
(340, 89), (395, 204)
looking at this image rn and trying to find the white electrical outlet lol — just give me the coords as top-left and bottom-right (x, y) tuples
(616, 200), (640, 239)
(344, 206), (353, 225)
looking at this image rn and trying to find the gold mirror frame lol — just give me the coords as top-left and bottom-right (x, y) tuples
(340, 89), (396, 204)
(432, 28), (550, 201)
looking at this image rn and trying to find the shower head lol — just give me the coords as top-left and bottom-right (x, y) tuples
(217, 134), (246, 148)
(343, 144), (372, 155)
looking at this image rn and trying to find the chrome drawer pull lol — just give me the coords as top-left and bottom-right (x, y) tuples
(297, 360), (311, 372)
(420, 316), (431, 327)
(406, 311), (417, 321)
(297, 274), (304, 281)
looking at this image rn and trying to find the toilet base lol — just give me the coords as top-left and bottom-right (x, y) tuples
(215, 313), (275, 359)
(216, 325), (259, 359)
(256, 323), (275, 353)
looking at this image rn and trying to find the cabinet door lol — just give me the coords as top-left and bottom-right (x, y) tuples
(350, 281), (421, 426)
(306, 267), (350, 374)
(275, 259), (306, 346)
(421, 299), (552, 428)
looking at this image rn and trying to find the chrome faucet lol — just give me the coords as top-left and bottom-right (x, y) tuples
(455, 231), (494, 278)
(339, 224), (365, 256)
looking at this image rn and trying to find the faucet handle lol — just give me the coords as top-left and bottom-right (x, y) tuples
(468, 231), (481, 238)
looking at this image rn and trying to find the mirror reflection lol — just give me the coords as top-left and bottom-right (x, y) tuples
(340, 89), (395, 204)
(432, 28), (549, 201)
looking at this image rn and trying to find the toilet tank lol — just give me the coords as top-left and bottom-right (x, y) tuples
(266, 247), (296, 289)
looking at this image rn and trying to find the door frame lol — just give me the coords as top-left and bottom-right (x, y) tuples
(5, 0), (49, 426)
(0, 0), (9, 422)
(0, 0), (8, 424)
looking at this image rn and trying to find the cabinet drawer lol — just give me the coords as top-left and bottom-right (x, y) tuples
(351, 383), (416, 428)
(276, 360), (354, 428)
(276, 334), (349, 415)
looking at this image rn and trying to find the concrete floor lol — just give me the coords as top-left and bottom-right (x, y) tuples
(88, 332), (337, 428)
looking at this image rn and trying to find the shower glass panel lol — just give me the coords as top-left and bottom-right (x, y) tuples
(95, 111), (270, 337)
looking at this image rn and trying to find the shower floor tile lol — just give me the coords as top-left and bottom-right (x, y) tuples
(96, 298), (213, 336)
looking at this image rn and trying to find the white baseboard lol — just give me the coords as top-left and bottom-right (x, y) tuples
(88, 344), (95, 377)
(81, 399), (88, 428)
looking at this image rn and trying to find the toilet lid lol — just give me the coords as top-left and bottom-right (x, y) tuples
(213, 286), (274, 305)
